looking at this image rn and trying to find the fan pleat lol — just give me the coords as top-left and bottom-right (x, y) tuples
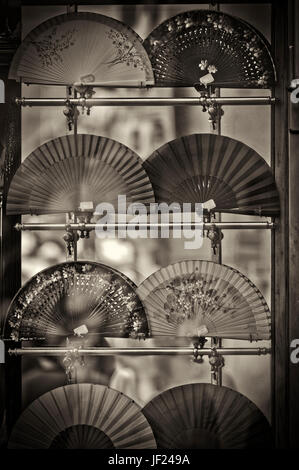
(144, 10), (275, 88)
(9, 384), (156, 449)
(143, 134), (279, 216)
(10, 12), (154, 86)
(50, 426), (114, 449)
(4, 261), (149, 341)
(142, 383), (272, 449)
(136, 259), (271, 341)
(7, 134), (155, 215)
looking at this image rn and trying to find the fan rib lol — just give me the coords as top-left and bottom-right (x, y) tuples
(9, 384), (156, 449)
(7, 134), (155, 216)
(143, 133), (279, 216)
(10, 12), (154, 86)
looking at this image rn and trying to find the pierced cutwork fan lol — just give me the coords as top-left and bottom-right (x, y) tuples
(142, 383), (273, 449)
(3, 261), (149, 341)
(9, 383), (157, 449)
(136, 260), (271, 341)
(143, 133), (280, 216)
(6, 134), (155, 215)
(9, 12), (154, 87)
(144, 9), (276, 88)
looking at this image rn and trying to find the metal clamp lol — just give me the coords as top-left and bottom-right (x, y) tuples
(209, 347), (225, 383)
(62, 338), (85, 384)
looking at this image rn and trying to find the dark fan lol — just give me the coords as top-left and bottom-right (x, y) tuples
(9, 383), (157, 449)
(9, 12), (154, 87)
(143, 9), (276, 88)
(6, 134), (155, 215)
(136, 260), (271, 341)
(143, 133), (280, 216)
(3, 261), (149, 341)
(142, 383), (273, 449)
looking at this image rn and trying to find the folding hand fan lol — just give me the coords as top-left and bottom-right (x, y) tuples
(144, 9), (276, 88)
(9, 12), (154, 87)
(143, 133), (280, 216)
(4, 261), (149, 341)
(142, 383), (272, 449)
(136, 259), (271, 341)
(6, 134), (155, 215)
(9, 383), (157, 449)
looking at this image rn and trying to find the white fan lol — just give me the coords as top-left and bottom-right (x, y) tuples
(137, 260), (271, 341)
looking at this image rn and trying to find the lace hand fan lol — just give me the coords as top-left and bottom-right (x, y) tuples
(4, 261), (149, 341)
(9, 12), (154, 87)
(142, 383), (272, 449)
(9, 383), (156, 449)
(144, 9), (275, 88)
(143, 133), (279, 216)
(136, 260), (271, 341)
(6, 134), (155, 215)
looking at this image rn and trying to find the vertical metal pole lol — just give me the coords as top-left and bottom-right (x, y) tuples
(209, 82), (223, 387)
(70, 87), (78, 262)
(73, 88), (78, 137)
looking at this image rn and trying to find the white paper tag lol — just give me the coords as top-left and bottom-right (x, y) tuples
(73, 324), (89, 337)
(79, 201), (94, 211)
(199, 73), (215, 86)
(79, 74), (95, 83)
(202, 199), (216, 211)
(197, 325), (209, 337)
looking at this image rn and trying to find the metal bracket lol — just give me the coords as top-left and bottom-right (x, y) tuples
(207, 223), (224, 255)
(209, 347), (225, 384)
(63, 99), (79, 131)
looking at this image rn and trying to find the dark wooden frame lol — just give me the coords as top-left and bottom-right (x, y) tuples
(271, 0), (290, 448)
(0, 0), (298, 448)
(287, 0), (299, 450)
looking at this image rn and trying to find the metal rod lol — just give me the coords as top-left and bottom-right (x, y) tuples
(15, 222), (275, 231)
(15, 97), (276, 107)
(8, 347), (271, 357)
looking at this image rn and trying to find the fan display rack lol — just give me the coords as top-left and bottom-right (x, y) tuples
(5, 5), (274, 397)
(5, 89), (275, 387)
(5, 95), (276, 384)
(1, 1), (298, 449)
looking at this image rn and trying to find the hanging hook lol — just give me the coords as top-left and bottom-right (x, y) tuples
(63, 100), (79, 131)
(207, 223), (224, 255)
(209, 347), (225, 383)
(63, 337), (85, 384)
(207, 100), (224, 130)
(194, 86), (224, 129)
(193, 337), (208, 364)
(63, 227), (79, 256)
(73, 84), (95, 115)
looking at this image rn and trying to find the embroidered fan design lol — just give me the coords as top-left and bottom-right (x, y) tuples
(30, 27), (77, 67)
(105, 29), (145, 70)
